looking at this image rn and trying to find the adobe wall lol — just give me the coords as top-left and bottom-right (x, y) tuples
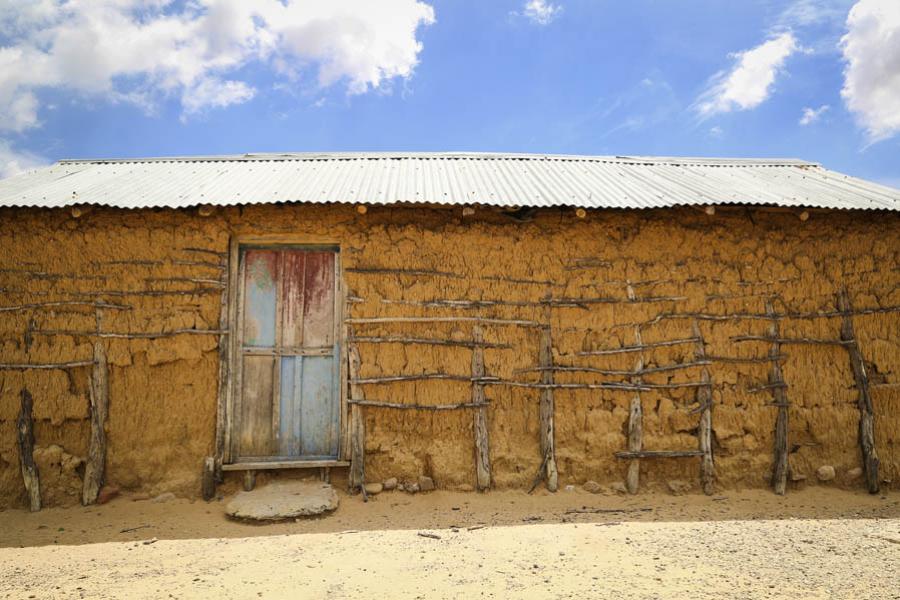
(0, 203), (898, 508)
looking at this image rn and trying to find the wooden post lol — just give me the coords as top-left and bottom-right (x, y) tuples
(348, 343), (366, 494)
(201, 456), (216, 501)
(472, 325), (491, 491)
(692, 321), (715, 495)
(539, 326), (558, 492)
(626, 326), (643, 495)
(766, 299), (789, 495)
(838, 289), (879, 494)
(243, 470), (256, 492)
(213, 268), (230, 485)
(82, 341), (109, 506)
(17, 389), (41, 512)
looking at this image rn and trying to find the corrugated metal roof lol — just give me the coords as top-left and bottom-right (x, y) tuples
(0, 152), (897, 211)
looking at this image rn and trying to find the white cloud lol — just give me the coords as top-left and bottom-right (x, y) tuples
(799, 104), (830, 125)
(841, 0), (900, 143)
(0, 140), (45, 179)
(522, 0), (561, 25)
(0, 0), (435, 131)
(709, 126), (724, 138)
(695, 32), (799, 117)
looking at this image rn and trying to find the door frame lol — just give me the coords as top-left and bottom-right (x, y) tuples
(221, 234), (348, 467)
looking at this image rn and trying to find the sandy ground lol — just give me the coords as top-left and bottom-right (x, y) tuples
(1, 488), (899, 599)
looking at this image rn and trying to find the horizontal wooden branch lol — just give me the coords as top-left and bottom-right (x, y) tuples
(346, 267), (464, 278)
(0, 301), (130, 313)
(348, 399), (489, 410)
(0, 360), (94, 370)
(379, 295), (687, 309)
(706, 354), (787, 363)
(73, 288), (223, 298)
(644, 305), (900, 325)
(35, 328), (228, 339)
(577, 337), (700, 356)
(732, 335), (852, 346)
(346, 316), (544, 327)
(351, 374), (500, 385)
(144, 277), (225, 287)
(615, 450), (705, 459)
(180, 247), (226, 257)
(349, 335), (511, 349)
(517, 360), (711, 376)
(747, 382), (789, 393)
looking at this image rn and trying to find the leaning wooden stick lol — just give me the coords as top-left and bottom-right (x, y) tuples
(539, 326), (558, 492)
(17, 388), (41, 512)
(626, 326), (643, 495)
(472, 325), (492, 491)
(348, 342), (366, 496)
(838, 289), (879, 494)
(82, 342), (109, 506)
(693, 321), (715, 495)
(766, 299), (790, 496)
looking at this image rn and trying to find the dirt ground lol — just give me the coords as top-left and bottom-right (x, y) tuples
(1, 487), (898, 599)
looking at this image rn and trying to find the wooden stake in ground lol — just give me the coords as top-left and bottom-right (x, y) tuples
(626, 326), (643, 495)
(472, 325), (491, 491)
(17, 388), (41, 512)
(82, 342), (109, 506)
(348, 343), (366, 494)
(693, 321), (715, 495)
(766, 299), (789, 496)
(539, 326), (558, 492)
(837, 289), (879, 494)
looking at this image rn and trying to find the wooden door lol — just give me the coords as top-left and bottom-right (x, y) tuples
(235, 246), (340, 461)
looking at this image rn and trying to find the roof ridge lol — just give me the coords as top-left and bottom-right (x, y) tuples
(55, 152), (817, 167)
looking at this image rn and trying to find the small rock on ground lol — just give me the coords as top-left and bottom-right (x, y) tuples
(382, 477), (398, 491)
(817, 466), (836, 482)
(583, 481), (602, 494)
(418, 476), (435, 492)
(364, 483), (383, 495)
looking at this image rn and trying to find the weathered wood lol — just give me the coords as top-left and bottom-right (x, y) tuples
(577, 337), (701, 356)
(539, 327), (558, 492)
(0, 360), (94, 370)
(693, 321), (715, 496)
(346, 316), (543, 327)
(518, 360), (712, 376)
(626, 327), (643, 495)
(643, 305), (900, 325)
(731, 335), (852, 346)
(348, 399), (489, 410)
(349, 335), (511, 349)
(0, 301), (129, 313)
(471, 326), (491, 491)
(221, 459), (349, 471)
(766, 300), (789, 496)
(348, 344), (366, 494)
(82, 342), (109, 506)
(201, 457), (216, 501)
(36, 328), (227, 339)
(214, 267), (230, 482)
(838, 289), (879, 494)
(17, 389), (41, 512)
(243, 470), (256, 491)
(352, 373), (499, 384)
(488, 380), (709, 391)
(615, 450), (705, 459)
(707, 354), (788, 364)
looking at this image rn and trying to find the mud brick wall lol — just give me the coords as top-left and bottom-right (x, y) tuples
(1, 204), (898, 507)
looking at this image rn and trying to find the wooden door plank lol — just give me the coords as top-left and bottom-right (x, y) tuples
(239, 355), (275, 457)
(242, 250), (278, 347)
(301, 252), (335, 348)
(281, 251), (307, 348)
(299, 355), (338, 457)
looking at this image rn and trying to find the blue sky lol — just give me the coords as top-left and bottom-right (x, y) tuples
(1, 0), (898, 186)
